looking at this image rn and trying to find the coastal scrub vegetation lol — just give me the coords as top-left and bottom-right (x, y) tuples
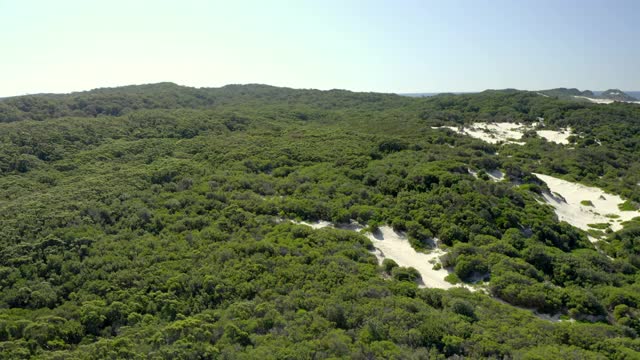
(1, 83), (640, 358)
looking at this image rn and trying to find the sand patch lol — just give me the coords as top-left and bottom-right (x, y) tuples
(436, 123), (572, 145)
(368, 226), (473, 291)
(293, 220), (333, 229)
(440, 123), (525, 145)
(534, 173), (640, 233)
(291, 220), (473, 291)
(574, 96), (640, 105)
(574, 96), (615, 104)
(536, 129), (572, 145)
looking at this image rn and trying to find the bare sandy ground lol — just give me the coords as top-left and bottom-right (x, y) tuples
(291, 220), (473, 291)
(441, 123), (525, 145)
(534, 173), (640, 233)
(290, 220), (580, 321)
(293, 220), (333, 229)
(367, 226), (472, 290)
(535, 129), (571, 145)
(574, 96), (640, 105)
(437, 123), (572, 145)
(574, 96), (615, 104)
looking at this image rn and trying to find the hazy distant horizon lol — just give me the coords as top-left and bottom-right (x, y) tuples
(0, 82), (639, 99)
(400, 90), (640, 98)
(1, 0), (639, 97)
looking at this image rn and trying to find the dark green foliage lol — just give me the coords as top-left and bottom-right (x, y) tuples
(382, 259), (399, 273)
(0, 84), (639, 358)
(391, 266), (421, 282)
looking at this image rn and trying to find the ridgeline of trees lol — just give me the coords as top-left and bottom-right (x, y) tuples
(1, 84), (640, 358)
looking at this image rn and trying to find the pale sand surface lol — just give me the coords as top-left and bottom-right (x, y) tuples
(574, 96), (615, 104)
(441, 123), (525, 145)
(534, 173), (640, 233)
(367, 226), (471, 290)
(294, 220), (333, 229)
(536, 129), (571, 145)
(291, 220), (578, 321)
(574, 96), (640, 105)
(437, 123), (572, 145)
(291, 220), (473, 291)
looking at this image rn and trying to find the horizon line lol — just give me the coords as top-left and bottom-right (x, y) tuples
(1, 82), (638, 99)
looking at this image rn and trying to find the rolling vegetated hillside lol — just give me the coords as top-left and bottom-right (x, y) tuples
(1, 83), (640, 359)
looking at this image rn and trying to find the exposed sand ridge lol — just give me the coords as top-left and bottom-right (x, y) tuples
(290, 220), (579, 322)
(435, 122), (572, 145)
(574, 96), (640, 105)
(292, 220), (474, 291)
(534, 173), (640, 234)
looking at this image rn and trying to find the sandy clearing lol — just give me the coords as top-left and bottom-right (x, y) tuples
(291, 220), (473, 291)
(536, 129), (572, 145)
(367, 226), (473, 291)
(441, 123), (525, 145)
(574, 96), (640, 105)
(293, 220), (333, 229)
(291, 220), (577, 322)
(534, 173), (640, 233)
(436, 123), (572, 145)
(574, 96), (615, 104)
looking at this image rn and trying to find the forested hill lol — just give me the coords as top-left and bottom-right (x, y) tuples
(539, 88), (639, 102)
(0, 83), (409, 122)
(1, 84), (640, 358)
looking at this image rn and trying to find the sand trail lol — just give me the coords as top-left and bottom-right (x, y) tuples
(435, 122), (572, 145)
(292, 220), (473, 291)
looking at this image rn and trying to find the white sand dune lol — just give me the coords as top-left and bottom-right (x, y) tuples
(536, 129), (571, 145)
(441, 123), (525, 145)
(367, 226), (472, 291)
(573, 96), (640, 105)
(291, 220), (578, 322)
(437, 123), (572, 145)
(574, 96), (615, 104)
(293, 220), (333, 229)
(291, 220), (472, 291)
(534, 173), (640, 233)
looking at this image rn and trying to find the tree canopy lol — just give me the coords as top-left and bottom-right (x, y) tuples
(1, 84), (639, 358)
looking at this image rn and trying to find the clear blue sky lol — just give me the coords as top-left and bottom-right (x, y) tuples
(1, 0), (638, 96)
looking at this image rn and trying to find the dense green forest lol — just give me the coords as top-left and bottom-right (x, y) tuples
(1, 83), (640, 359)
